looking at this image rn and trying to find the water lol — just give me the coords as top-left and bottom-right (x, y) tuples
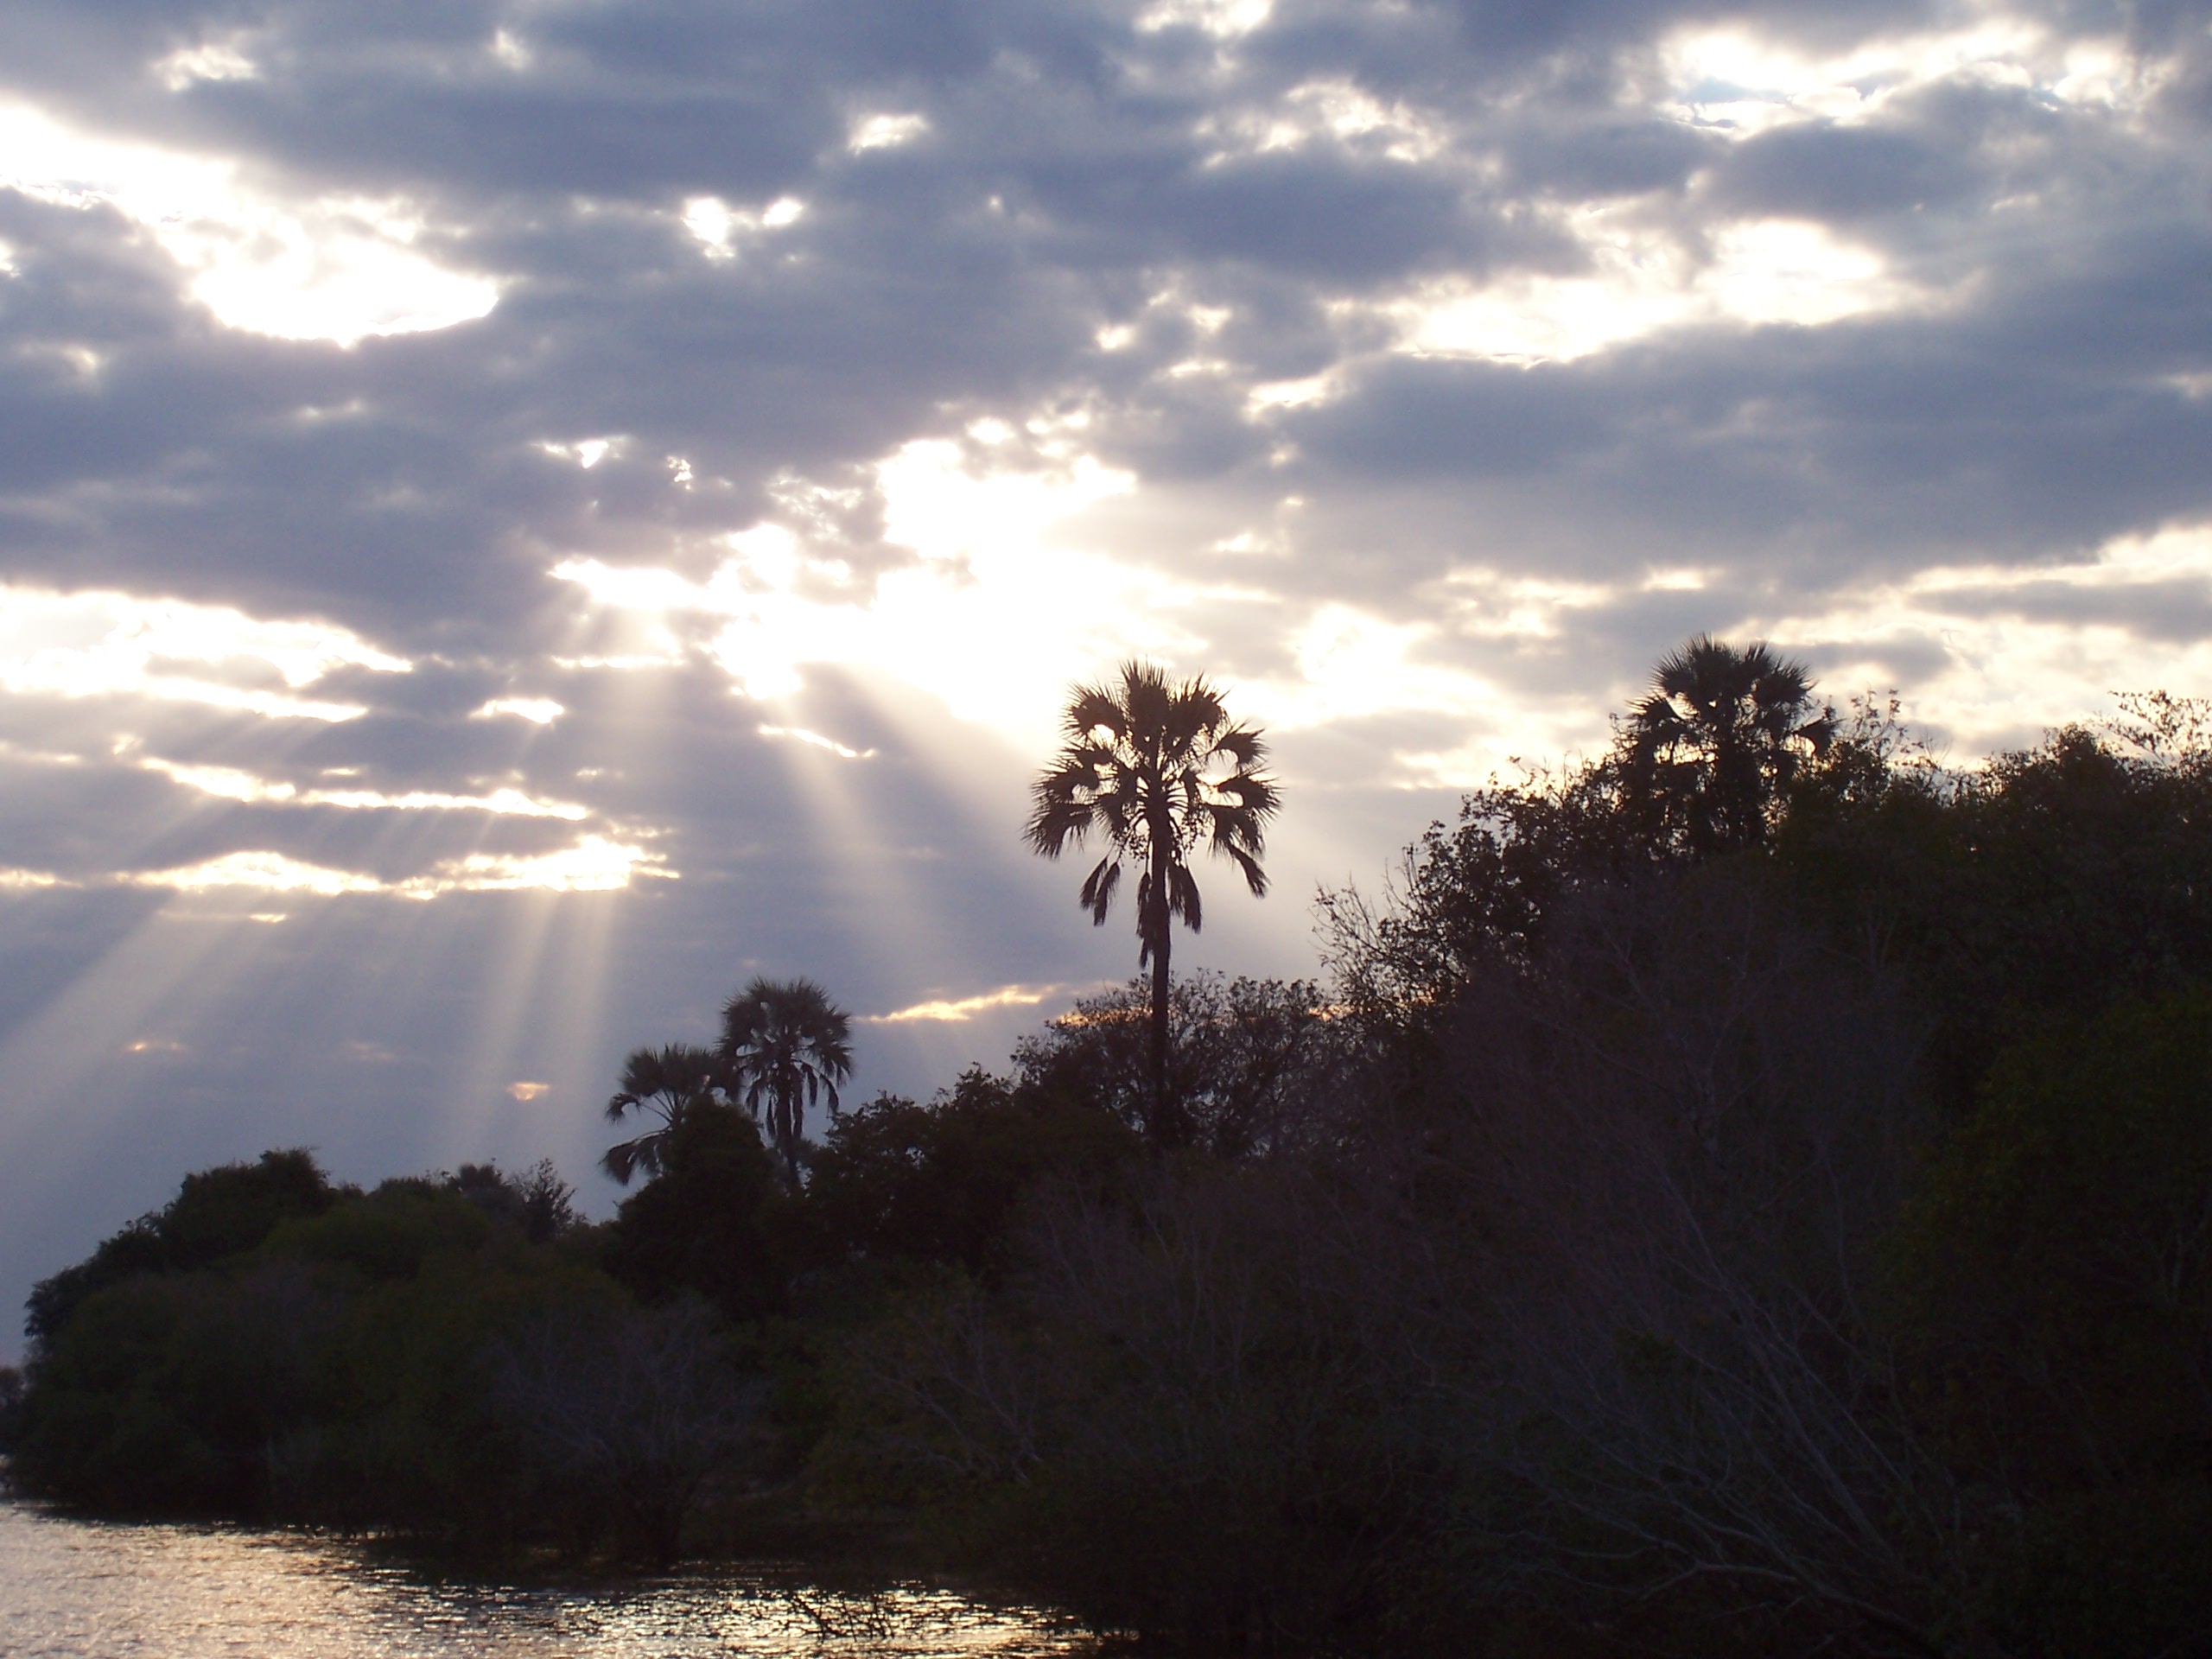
(0, 1499), (1096, 1658)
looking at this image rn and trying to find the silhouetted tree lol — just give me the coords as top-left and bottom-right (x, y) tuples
(26, 1148), (340, 1350)
(493, 1298), (760, 1566)
(801, 1069), (1141, 1276)
(1322, 637), (1841, 1019)
(1013, 973), (1344, 1161)
(607, 1100), (786, 1322)
(0, 1363), (25, 1455)
(716, 977), (853, 1187)
(1885, 985), (2212, 1656)
(1622, 634), (1834, 857)
(1026, 661), (1281, 1147)
(452, 1160), (578, 1243)
(601, 1043), (725, 1185)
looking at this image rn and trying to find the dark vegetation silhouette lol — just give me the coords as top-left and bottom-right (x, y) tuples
(717, 976), (854, 1187)
(10, 645), (2211, 1659)
(1027, 659), (1280, 1146)
(600, 1042), (722, 1185)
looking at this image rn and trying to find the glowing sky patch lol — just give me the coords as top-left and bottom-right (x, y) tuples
(135, 850), (392, 898)
(1761, 523), (2212, 754)
(1661, 16), (2137, 136)
(429, 836), (674, 895)
(473, 698), (566, 725)
(155, 35), (260, 92)
(139, 757), (592, 820)
(849, 113), (929, 152)
(863, 983), (1071, 1024)
(0, 101), (496, 344)
(543, 438), (620, 470)
(0, 586), (410, 720)
(759, 725), (876, 760)
(1136, 0), (1272, 40)
(551, 439), (1162, 732)
(119, 835), (672, 900)
(1199, 79), (1447, 165)
(1383, 219), (1928, 365)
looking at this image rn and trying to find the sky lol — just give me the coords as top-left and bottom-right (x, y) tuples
(3, 0), (2210, 1356)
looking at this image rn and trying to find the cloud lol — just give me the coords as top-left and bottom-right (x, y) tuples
(862, 982), (1072, 1024)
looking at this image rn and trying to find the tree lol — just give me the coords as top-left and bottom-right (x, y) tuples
(26, 1148), (340, 1350)
(800, 1069), (1141, 1276)
(1884, 987), (2212, 1655)
(716, 976), (854, 1187)
(1012, 973), (1343, 1162)
(1622, 634), (1834, 858)
(607, 1101), (787, 1322)
(1026, 661), (1281, 1147)
(601, 1043), (724, 1185)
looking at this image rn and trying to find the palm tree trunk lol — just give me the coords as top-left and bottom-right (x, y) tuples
(1149, 900), (1173, 1147)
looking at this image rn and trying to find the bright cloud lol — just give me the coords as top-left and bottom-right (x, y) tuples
(1661, 16), (2145, 136)
(554, 437), (1162, 731)
(680, 194), (808, 257)
(155, 36), (261, 93)
(1382, 218), (1928, 365)
(0, 100), (497, 343)
(124, 834), (671, 899)
(0, 586), (410, 720)
(472, 698), (566, 725)
(139, 757), (592, 820)
(849, 113), (930, 152)
(862, 983), (1067, 1024)
(759, 724), (876, 760)
(1763, 523), (2212, 753)
(1136, 0), (1272, 40)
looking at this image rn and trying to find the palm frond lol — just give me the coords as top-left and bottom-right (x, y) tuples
(1031, 658), (1280, 996)
(1080, 855), (1122, 924)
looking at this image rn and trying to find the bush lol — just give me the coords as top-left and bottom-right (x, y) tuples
(1885, 985), (2212, 1656)
(607, 1101), (786, 1322)
(26, 1149), (340, 1347)
(800, 1068), (1139, 1277)
(11, 1154), (646, 1548)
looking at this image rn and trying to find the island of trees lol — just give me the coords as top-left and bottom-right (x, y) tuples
(4, 642), (2209, 1659)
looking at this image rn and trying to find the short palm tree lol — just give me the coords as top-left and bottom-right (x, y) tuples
(601, 1042), (725, 1185)
(716, 976), (854, 1187)
(1622, 634), (1835, 857)
(1026, 660), (1280, 1147)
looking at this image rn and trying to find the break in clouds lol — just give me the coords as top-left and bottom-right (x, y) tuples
(2, 0), (2209, 1348)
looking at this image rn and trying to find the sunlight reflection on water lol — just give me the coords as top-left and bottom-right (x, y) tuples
(0, 1499), (1096, 1658)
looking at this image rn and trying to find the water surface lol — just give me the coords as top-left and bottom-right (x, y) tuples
(0, 1498), (1094, 1658)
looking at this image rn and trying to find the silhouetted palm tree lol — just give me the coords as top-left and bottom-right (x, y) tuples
(1027, 660), (1281, 1147)
(1622, 635), (1835, 857)
(716, 976), (854, 1187)
(601, 1043), (725, 1185)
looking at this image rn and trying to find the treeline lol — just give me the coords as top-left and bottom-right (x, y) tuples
(7, 649), (2210, 1659)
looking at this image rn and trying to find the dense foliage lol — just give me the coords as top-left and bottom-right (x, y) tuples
(10, 649), (2209, 1658)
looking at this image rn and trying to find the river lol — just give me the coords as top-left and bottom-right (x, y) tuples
(0, 1498), (1096, 1658)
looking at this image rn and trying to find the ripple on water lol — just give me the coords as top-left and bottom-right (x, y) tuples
(0, 1499), (1096, 1658)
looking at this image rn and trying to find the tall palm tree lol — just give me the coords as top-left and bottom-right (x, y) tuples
(1026, 660), (1281, 1147)
(1622, 634), (1835, 858)
(601, 1042), (725, 1185)
(716, 976), (854, 1187)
